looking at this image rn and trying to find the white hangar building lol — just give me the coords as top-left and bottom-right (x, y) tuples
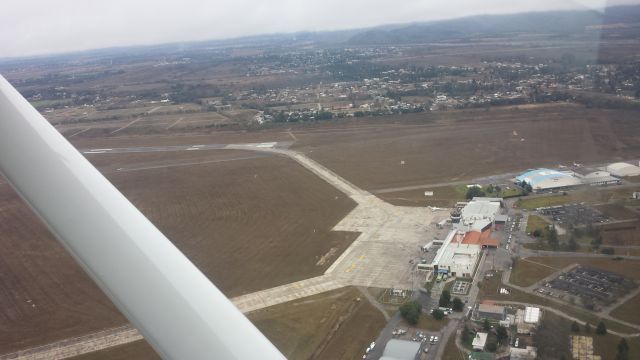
(606, 162), (640, 177)
(515, 168), (582, 191)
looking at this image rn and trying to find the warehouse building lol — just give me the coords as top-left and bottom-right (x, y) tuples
(453, 197), (502, 232)
(515, 168), (582, 192)
(472, 332), (488, 351)
(478, 303), (506, 321)
(515, 306), (541, 334)
(380, 339), (421, 360)
(606, 162), (640, 177)
(574, 170), (621, 186)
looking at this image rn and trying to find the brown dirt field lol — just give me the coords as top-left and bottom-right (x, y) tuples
(291, 105), (640, 191)
(249, 287), (386, 360)
(0, 183), (125, 353)
(69, 340), (160, 360)
(0, 152), (357, 353)
(96, 154), (358, 297)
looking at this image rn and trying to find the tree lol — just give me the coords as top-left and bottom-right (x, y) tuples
(571, 321), (580, 333)
(461, 324), (471, 343)
(616, 338), (629, 360)
(596, 321), (607, 335)
(568, 237), (579, 251)
(585, 323), (592, 333)
(452, 297), (464, 312)
(431, 309), (445, 320)
(601, 247), (615, 255)
(494, 185), (502, 194)
(591, 234), (603, 250)
(547, 227), (559, 250)
(399, 301), (422, 325)
(532, 229), (542, 238)
(496, 325), (508, 344)
(466, 186), (486, 200)
(487, 184), (495, 193)
(483, 318), (491, 331)
(485, 339), (497, 352)
(439, 290), (451, 307)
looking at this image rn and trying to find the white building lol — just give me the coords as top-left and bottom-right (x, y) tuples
(421, 230), (482, 278)
(606, 162), (640, 177)
(510, 346), (538, 360)
(515, 306), (541, 334)
(515, 168), (582, 191)
(380, 339), (421, 360)
(472, 332), (488, 351)
(576, 171), (621, 186)
(453, 197), (502, 232)
(524, 306), (541, 324)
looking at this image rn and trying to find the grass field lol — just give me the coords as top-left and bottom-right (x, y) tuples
(249, 287), (386, 360)
(525, 215), (551, 234)
(70, 287), (386, 360)
(528, 257), (640, 281)
(400, 314), (450, 332)
(516, 194), (574, 211)
(610, 292), (640, 326)
(377, 185), (466, 207)
(509, 258), (558, 287)
(441, 332), (466, 360)
(0, 150), (358, 353)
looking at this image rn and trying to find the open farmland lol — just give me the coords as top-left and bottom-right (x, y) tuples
(0, 149), (357, 353)
(292, 104), (640, 191)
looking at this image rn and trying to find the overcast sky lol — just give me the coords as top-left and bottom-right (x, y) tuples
(2, 0), (639, 58)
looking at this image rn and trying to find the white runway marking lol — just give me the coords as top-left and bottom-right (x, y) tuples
(166, 117), (184, 130)
(68, 127), (92, 138)
(110, 118), (141, 134)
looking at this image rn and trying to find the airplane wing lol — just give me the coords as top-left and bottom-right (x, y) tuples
(0, 75), (285, 360)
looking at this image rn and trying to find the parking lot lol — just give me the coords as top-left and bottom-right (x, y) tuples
(538, 204), (608, 226)
(501, 214), (522, 251)
(538, 266), (633, 308)
(390, 327), (441, 359)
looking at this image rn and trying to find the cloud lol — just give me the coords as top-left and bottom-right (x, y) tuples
(1, 0), (637, 58)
